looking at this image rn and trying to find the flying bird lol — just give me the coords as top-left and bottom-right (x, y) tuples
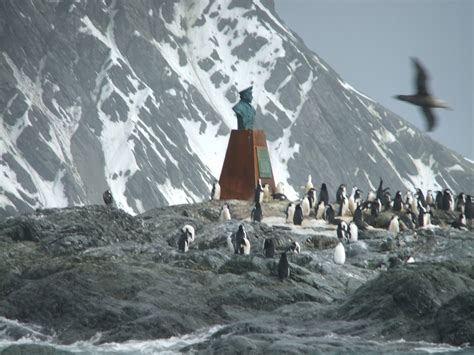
(394, 58), (450, 131)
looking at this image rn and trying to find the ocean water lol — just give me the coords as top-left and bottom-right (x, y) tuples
(0, 317), (472, 354)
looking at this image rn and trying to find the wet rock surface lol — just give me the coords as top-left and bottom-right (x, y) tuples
(0, 201), (473, 353)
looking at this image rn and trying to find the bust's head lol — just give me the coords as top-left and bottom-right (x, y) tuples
(239, 86), (253, 103)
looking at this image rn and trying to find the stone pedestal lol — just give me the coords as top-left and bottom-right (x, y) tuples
(219, 129), (275, 200)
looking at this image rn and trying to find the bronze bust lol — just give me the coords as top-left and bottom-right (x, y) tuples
(232, 86), (256, 129)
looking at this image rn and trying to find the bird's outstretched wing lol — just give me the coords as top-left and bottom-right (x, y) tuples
(421, 107), (437, 131)
(412, 57), (430, 95)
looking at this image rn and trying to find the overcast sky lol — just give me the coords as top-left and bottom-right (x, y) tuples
(274, 0), (473, 160)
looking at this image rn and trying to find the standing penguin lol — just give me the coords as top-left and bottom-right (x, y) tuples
(393, 191), (403, 212)
(178, 228), (193, 252)
(293, 204), (304, 226)
(339, 195), (350, 217)
(333, 242), (346, 265)
(226, 233), (236, 254)
(319, 183), (329, 205)
(353, 203), (370, 231)
(465, 195), (473, 224)
(219, 204), (231, 221)
(348, 222), (358, 243)
(348, 187), (362, 215)
(181, 225), (195, 243)
(307, 188), (317, 209)
(416, 188), (427, 208)
(102, 190), (114, 207)
(323, 204), (336, 224)
(254, 179), (264, 204)
(442, 189), (454, 211)
(178, 232), (190, 253)
(238, 231), (251, 255)
(277, 252), (290, 281)
(388, 215), (400, 234)
(211, 180), (221, 200)
(305, 174), (314, 193)
(435, 191), (443, 209)
(455, 192), (466, 213)
(301, 196), (311, 217)
(235, 224), (247, 254)
(286, 202), (295, 223)
(262, 184), (272, 203)
(251, 201), (263, 222)
(418, 205), (429, 227)
(426, 190), (434, 207)
(336, 184), (347, 204)
(263, 238), (275, 258)
(337, 220), (349, 242)
(315, 200), (326, 219)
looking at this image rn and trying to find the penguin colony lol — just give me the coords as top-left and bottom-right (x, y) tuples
(101, 174), (471, 281)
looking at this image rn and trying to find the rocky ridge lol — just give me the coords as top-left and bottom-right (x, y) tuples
(0, 200), (473, 353)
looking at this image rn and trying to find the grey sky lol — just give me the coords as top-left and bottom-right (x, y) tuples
(274, 0), (473, 160)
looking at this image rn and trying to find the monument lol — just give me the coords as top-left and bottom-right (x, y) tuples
(219, 86), (276, 200)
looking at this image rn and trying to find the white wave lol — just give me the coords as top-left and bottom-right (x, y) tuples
(0, 324), (224, 354)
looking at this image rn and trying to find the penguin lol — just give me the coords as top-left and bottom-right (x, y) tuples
(336, 184), (347, 204)
(409, 193), (419, 216)
(181, 225), (195, 243)
(388, 215), (400, 234)
(395, 57), (450, 131)
(338, 195), (350, 217)
(376, 178), (391, 207)
(219, 204), (231, 221)
(254, 179), (264, 204)
(237, 229), (251, 255)
(262, 184), (272, 203)
(337, 220), (349, 242)
(307, 188), (317, 209)
(455, 192), (466, 213)
(348, 221), (358, 243)
(251, 201), (263, 222)
(263, 238), (275, 258)
(305, 174), (314, 193)
(226, 233), (236, 253)
(348, 187), (362, 216)
(451, 213), (467, 230)
(418, 205), (429, 227)
(366, 190), (376, 202)
(323, 204), (336, 224)
(288, 241), (301, 254)
(353, 203), (370, 230)
(286, 202), (295, 223)
(333, 242), (346, 265)
(301, 196), (311, 217)
(211, 180), (220, 200)
(435, 191), (443, 209)
(315, 200), (325, 219)
(235, 224), (247, 255)
(465, 195), (473, 222)
(319, 183), (329, 205)
(273, 182), (288, 200)
(416, 188), (427, 208)
(371, 199), (382, 217)
(293, 204), (304, 226)
(178, 230), (191, 252)
(392, 191), (403, 212)
(442, 189), (454, 211)
(277, 252), (290, 281)
(102, 190), (113, 207)
(426, 190), (434, 207)
(382, 191), (392, 211)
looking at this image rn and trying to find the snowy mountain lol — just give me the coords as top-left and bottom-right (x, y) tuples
(0, 0), (472, 218)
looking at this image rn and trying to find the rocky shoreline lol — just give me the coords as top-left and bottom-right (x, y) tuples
(0, 200), (473, 353)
